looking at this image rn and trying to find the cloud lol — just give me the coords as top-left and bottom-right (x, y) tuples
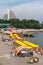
(10, 3), (43, 22)
(0, 0), (43, 6)
(0, 0), (30, 6)
(0, 0), (43, 22)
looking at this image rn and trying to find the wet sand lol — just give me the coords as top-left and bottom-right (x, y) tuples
(0, 34), (43, 65)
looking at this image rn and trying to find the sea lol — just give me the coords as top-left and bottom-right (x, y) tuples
(24, 32), (43, 48)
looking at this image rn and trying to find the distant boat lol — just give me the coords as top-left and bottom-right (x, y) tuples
(29, 34), (35, 37)
(23, 33), (35, 37)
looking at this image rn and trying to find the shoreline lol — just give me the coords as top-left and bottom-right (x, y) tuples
(21, 29), (43, 32)
(0, 32), (43, 65)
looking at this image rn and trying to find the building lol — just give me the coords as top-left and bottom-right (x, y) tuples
(3, 14), (8, 20)
(3, 9), (16, 20)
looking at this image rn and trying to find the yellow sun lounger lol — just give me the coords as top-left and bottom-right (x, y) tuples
(13, 34), (18, 37)
(23, 40), (39, 48)
(15, 40), (32, 49)
(10, 33), (14, 38)
(10, 33), (39, 48)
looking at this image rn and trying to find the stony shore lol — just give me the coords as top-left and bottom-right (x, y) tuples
(0, 33), (43, 65)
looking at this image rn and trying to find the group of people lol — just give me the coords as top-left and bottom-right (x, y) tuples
(33, 47), (43, 55)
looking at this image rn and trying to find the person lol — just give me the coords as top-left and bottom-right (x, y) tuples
(10, 51), (15, 56)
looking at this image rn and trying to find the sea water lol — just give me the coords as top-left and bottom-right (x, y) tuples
(24, 32), (43, 48)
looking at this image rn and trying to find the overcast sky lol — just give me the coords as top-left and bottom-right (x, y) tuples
(0, 0), (43, 22)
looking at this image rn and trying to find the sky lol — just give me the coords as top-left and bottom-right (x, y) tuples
(0, 0), (43, 22)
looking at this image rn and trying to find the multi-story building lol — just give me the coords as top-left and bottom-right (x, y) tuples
(3, 14), (8, 20)
(3, 9), (16, 20)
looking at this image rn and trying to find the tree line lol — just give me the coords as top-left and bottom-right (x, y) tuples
(0, 19), (43, 29)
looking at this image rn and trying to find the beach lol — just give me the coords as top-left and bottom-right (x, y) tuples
(0, 43), (43, 65)
(0, 33), (43, 65)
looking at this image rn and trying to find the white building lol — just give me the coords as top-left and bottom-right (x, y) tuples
(3, 14), (8, 20)
(3, 9), (16, 20)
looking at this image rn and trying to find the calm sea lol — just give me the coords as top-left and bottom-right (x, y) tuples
(24, 32), (43, 48)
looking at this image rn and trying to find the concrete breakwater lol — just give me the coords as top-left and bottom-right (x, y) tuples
(21, 29), (43, 32)
(11, 29), (43, 34)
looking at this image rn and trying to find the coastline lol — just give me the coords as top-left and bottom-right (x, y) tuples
(21, 29), (43, 32)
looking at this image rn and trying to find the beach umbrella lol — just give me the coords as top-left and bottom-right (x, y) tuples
(14, 46), (27, 55)
(6, 31), (11, 34)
